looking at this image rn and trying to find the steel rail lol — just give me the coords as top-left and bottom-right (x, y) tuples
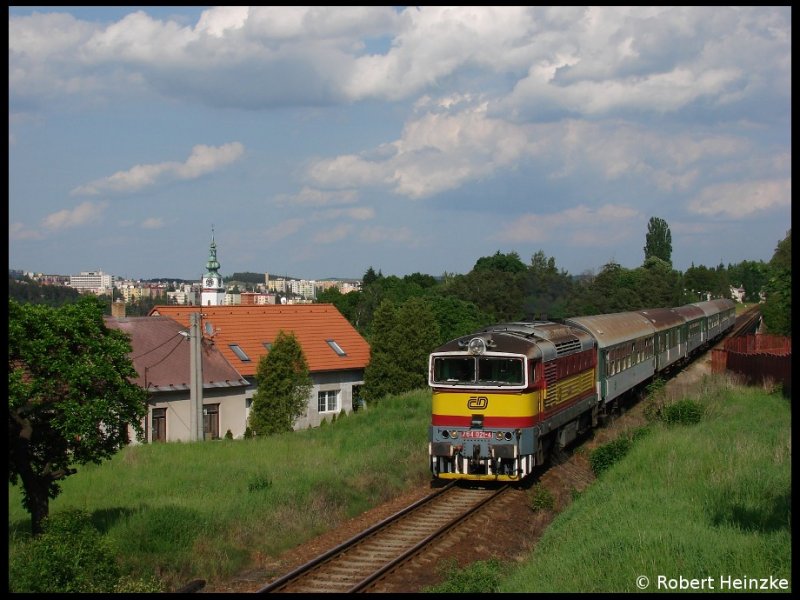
(256, 482), (507, 593)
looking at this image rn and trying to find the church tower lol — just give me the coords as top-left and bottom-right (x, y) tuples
(201, 227), (226, 306)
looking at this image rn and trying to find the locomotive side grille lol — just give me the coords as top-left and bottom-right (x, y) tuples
(544, 361), (558, 406)
(554, 338), (582, 356)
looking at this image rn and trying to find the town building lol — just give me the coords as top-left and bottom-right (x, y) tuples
(105, 311), (249, 442)
(148, 303), (371, 429)
(201, 229), (225, 306)
(69, 270), (113, 294)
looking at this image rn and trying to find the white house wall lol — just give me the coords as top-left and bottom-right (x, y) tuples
(128, 387), (248, 443)
(295, 369), (364, 429)
(128, 370), (364, 442)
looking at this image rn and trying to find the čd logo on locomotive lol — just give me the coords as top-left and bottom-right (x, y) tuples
(467, 396), (489, 409)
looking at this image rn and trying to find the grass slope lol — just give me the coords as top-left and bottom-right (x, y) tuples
(499, 383), (791, 593)
(9, 389), (432, 590)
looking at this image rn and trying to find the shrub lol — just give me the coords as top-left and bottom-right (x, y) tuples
(589, 437), (633, 476)
(248, 475), (272, 493)
(529, 484), (556, 512)
(9, 509), (120, 593)
(425, 558), (506, 593)
(224, 429), (233, 440)
(243, 426), (253, 439)
(643, 377), (667, 422)
(660, 398), (704, 425)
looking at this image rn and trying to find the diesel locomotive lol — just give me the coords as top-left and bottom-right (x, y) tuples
(428, 299), (736, 482)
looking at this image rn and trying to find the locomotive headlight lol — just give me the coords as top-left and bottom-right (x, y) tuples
(495, 431), (504, 440)
(468, 337), (487, 355)
(440, 429), (449, 439)
(450, 430), (460, 439)
(504, 431), (513, 441)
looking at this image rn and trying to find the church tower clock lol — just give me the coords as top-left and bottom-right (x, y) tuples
(201, 227), (226, 306)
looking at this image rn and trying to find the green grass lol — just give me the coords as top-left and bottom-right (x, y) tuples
(498, 382), (791, 593)
(9, 381), (791, 593)
(8, 389), (432, 590)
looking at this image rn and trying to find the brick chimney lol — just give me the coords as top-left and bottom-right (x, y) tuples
(111, 299), (126, 318)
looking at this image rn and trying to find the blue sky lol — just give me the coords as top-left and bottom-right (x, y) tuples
(9, 6), (791, 281)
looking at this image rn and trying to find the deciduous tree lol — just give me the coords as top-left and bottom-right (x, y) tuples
(644, 216), (673, 265)
(761, 230), (791, 336)
(9, 297), (148, 535)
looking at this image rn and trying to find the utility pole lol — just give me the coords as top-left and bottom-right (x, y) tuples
(189, 312), (204, 441)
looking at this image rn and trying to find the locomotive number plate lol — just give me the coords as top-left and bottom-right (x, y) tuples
(462, 430), (493, 439)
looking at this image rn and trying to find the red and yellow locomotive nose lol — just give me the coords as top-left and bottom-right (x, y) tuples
(430, 388), (539, 481)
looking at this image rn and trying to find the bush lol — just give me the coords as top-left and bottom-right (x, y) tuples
(425, 558), (506, 593)
(248, 475), (273, 493)
(9, 510), (120, 593)
(224, 429), (233, 440)
(243, 426), (253, 439)
(643, 378), (667, 422)
(660, 398), (705, 425)
(529, 484), (556, 512)
(589, 437), (633, 476)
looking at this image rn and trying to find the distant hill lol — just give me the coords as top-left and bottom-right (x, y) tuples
(229, 272), (270, 284)
(8, 277), (81, 306)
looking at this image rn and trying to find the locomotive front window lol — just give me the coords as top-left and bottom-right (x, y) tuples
(433, 357), (475, 383)
(478, 357), (523, 384)
(432, 355), (525, 386)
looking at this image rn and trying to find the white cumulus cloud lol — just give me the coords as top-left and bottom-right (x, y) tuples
(41, 201), (108, 230)
(687, 179), (790, 218)
(71, 142), (244, 196)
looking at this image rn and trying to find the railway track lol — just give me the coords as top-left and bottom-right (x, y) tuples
(184, 307), (758, 594)
(256, 482), (509, 593)
(727, 305), (761, 339)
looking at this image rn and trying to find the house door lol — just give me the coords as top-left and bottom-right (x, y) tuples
(152, 408), (166, 443)
(203, 404), (220, 440)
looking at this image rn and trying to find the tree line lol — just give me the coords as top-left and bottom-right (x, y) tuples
(318, 223), (791, 405)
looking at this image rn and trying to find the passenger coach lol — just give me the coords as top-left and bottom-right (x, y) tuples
(428, 298), (737, 483)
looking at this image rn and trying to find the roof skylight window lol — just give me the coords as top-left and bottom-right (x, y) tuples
(326, 339), (346, 356)
(229, 344), (251, 362)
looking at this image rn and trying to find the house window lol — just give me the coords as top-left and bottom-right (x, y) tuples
(203, 404), (220, 440)
(262, 341), (272, 350)
(318, 390), (339, 413)
(229, 344), (251, 362)
(152, 408), (166, 443)
(326, 340), (346, 356)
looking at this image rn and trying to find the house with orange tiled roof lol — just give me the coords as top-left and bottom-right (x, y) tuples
(105, 313), (249, 442)
(148, 303), (371, 430)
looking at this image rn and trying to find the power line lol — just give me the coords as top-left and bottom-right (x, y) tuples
(131, 331), (185, 360)
(141, 335), (186, 371)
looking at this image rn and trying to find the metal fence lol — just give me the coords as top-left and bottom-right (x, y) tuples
(712, 334), (791, 397)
